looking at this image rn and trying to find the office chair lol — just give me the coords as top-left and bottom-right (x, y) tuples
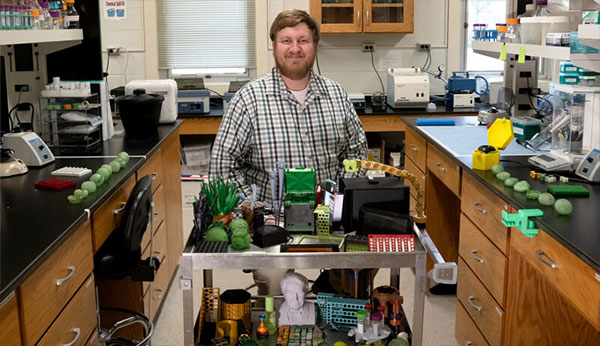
(94, 175), (159, 345)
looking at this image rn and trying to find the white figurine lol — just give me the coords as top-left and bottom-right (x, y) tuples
(278, 273), (315, 326)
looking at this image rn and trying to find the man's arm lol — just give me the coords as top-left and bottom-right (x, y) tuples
(342, 96), (368, 177)
(209, 94), (254, 198)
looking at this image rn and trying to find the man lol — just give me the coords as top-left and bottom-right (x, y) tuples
(210, 9), (367, 202)
(210, 9), (367, 298)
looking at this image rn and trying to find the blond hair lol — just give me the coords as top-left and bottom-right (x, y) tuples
(270, 9), (320, 44)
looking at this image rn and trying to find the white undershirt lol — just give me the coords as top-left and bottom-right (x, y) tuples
(291, 85), (309, 105)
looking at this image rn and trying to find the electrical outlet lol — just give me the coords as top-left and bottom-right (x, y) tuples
(14, 84), (29, 92)
(107, 48), (121, 56)
(362, 44), (375, 52)
(417, 43), (431, 52)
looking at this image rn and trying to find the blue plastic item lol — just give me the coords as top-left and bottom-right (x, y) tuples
(416, 118), (456, 126)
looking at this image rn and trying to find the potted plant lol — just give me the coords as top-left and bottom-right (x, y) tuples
(202, 177), (240, 225)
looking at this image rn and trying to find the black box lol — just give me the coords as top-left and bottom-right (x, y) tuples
(340, 177), (409, 233)
(357, 207), (414, 236)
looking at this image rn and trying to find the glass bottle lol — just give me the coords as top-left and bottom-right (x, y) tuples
(535, 0), (550, 17)
(38, 0), (51, 29)
(256, 314), (268, 339)
(63, 0), (77, 28)
(0, 5), (6, 30)
(264, 296), (277, 336)
(49, 8), (59, 29)
(497, 25), (508, 43)
(506, 18), (520, 43)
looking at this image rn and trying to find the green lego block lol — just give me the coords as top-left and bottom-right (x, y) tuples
(547, 184), (590, 197)
(285, 167), (316, 197)
(501, 209), (543, 238)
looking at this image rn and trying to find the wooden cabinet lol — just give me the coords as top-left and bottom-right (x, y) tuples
(0, 292), (22, 346)
(310, 0), (413, 33)
(504, 247), (600, 346)
(456, 299), (490, 346)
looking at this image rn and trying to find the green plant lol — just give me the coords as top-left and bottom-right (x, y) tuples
(202, 177), (240, 215)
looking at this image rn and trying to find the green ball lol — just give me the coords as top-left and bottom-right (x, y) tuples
(101, 164), (113, 173)
(67, 195), (82, 204)
(81, 181), (97, 193)
(538, 192), (556, 206)
(504, 177), (519, 187)
(109, 160), (121, 173)
(513, 180), (530, 193)
(90, 173), (104, 187)
(526, 189), (541, 200)
(74, 189), (88, 199)
(554, 198), (573, 215)
(116, 157), (126, 168)
(117, 151), (130, 163)
(496, 171), (511, 181)
(491, 164), (504, 175)
(97, 167), (112, 180)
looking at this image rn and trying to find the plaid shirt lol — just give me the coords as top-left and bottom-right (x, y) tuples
(210, 67), (367, 203)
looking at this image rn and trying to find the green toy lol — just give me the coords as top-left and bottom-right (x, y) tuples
(496, 171), (511, 181)
(554, 198), (573, 215)
(205, 222), (229, 242)
(538, 192), (555, 206)
(343, 159), (358, 173)
(90, 173), (104, 187)
(81, 181), (97, 193)
(230, 218), (249, 233)
(116, 157), (127, 168)
(202, 177), (240, 216)
(504, 177), (519, 187)
(97, 167), (112, 180)
(526, 189), (541, 200)
(513, 180), (530, 192)
(109, 160), (121, 173)
(67, 195), (82, 204)
(491, 163), (504, 175)
(501, 209), (544, 237)
(74, 189), (88, 199)
(231, 229), (252, 250)
(117, 151), (130, 163)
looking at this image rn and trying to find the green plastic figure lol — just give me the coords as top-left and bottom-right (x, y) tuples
(538, 192), (555, 206)
(513, 180), (530, 192)
(501, 209), (544, 237)
(504, 177), (518, 187)
(526, 189), (541, 200)
(231, 229), (252, 250)
(496, 171), (511, 181)
(491, 163), (504, 175)
(554, 198), (573, 215)
(205, 222), (229, 242)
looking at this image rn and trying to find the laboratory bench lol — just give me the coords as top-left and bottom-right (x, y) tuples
(177, 99), (483, 135)
(0, 121), (184, 345)
(400, 116), (600, 346)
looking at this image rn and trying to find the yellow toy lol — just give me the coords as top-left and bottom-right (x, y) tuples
(472, 118), (514, 170)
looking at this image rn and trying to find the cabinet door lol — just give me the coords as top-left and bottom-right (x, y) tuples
(364, 0), (413, 33)
(310, 0), (362, 33)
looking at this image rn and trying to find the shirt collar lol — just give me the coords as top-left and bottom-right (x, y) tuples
(267, 67), (329, 101)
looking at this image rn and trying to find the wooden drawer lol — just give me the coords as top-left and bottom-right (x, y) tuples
(137, 149), (164, 193)
(404, 156), (425, 199)
(143, 256), (170, 319)
(92, 175), (136, 252)
(405, 127), (427, 172)
(38, 276), (97, 346)
(457, 258), (504, 346)
(0, 292), (22, 346)
(427, 144), (461, 197)
(459, 214), (507, 307)
(19, 222), (94, 346)
(85, 330), (99, 346)
(511, 226), (600, 330)
(141, 183), (166, 250)
(142, 220), (168, 295)
(456, 300), (490, 346)
(461, 173), (510, 254)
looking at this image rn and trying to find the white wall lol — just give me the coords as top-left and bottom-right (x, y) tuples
(102, 0), (461, 96)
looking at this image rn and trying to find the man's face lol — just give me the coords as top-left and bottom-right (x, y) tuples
(283, 282), (306, 310)
(273, 23), (317, 81)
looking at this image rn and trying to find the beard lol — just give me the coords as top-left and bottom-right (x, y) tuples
(274, 51), (316, 81)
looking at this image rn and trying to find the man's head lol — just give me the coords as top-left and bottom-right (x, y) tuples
(270, 10), (320, 82)
(280, 273), (309, 310)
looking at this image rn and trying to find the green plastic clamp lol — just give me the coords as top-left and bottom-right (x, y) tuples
(501, 209), (544, 238)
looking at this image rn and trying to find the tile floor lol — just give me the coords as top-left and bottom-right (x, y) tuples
(151, 181), (459, 346)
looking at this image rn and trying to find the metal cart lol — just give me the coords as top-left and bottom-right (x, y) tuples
(180, 232), (429, 346)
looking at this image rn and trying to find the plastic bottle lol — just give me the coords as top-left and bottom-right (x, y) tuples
(535, 0), (550, 17)
(497, 25), (508, 43)
(0, 5), (6, 30)
(63, 0), (77, 28)
(38, 0), (51, 29)
(256, 314), (269, 339)
(49, 8), (59, 29)
(264, 296), (277, 336)
(506, 18), (521, 43)
(356, 310), (367, 336)
(371, 311), (383, 337)
(364, 303), (372, 328)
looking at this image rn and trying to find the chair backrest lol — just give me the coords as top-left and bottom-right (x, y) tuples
(121, 175), (153, 252)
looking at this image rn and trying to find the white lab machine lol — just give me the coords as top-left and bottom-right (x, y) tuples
(2, 132), (55, 166)
(125, 80), (178, 123)
(528, 151), (574, 172)
(575, 148), (600, 182)
(386, 68), (430, 109)
(447, 93), (474, 108)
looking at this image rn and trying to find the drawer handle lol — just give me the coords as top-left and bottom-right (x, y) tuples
(470, 250), (485, 263)
(153, 211), (159, 220)
(466, 342), (472, 346)
(357, 10), (360, 24)
(154, 289), (164, 300)
(56, 266), (76, 286)
(113, 201), (127, 215)
(62, 327), (80, 346)
(366, 10), (370, 24)
(435, 163), (446, 172)
(467, 296), (482, 311)
(409, 144), (418, 151)
(536, 250), (559, 268)
(151, 172), (159, 180)
(473, 202), (487, 214)
(153, 251), (162, 262)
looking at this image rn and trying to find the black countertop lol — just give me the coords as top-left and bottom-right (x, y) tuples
(401, 116), (600, 272)
(0, 121), (182, 301)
